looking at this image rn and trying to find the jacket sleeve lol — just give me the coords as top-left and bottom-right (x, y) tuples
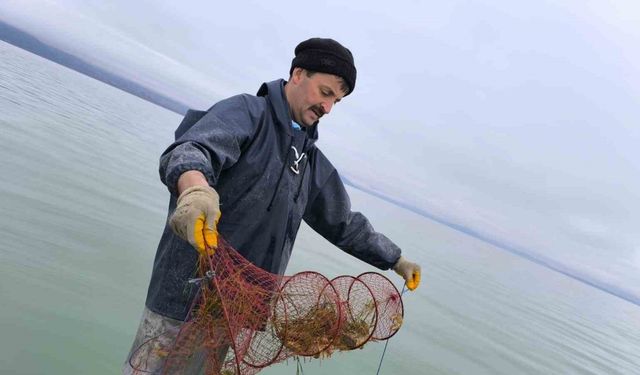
(302, 151), (401, 270)
(159, 95), (258, 196)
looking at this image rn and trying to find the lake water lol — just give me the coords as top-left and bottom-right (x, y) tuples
(1, 40), (639, 375)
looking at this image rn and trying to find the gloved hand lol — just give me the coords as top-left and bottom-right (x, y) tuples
(169, 185), (221, 256)
(393, 256), (421, 291)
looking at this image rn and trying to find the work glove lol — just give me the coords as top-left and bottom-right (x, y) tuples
(393, 256), (421, 291)
(169, 185), (221, 256)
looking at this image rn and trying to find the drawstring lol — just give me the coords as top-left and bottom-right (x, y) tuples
(267, 133), (310, 210)
(293, 138), (309, 203)
(289, 146), (307, 174)
(264, 91), (311, 211)
(267, 136), (294, 212)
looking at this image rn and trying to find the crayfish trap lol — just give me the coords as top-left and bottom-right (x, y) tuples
(129, 239), (404, 375)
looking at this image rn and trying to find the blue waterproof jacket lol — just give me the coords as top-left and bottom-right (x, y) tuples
(145, 79), (401, 320)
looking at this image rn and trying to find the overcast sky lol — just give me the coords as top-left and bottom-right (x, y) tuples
(2, 0), (639, 303)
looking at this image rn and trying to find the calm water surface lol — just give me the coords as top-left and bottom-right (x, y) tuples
(1, 41), (639, 374)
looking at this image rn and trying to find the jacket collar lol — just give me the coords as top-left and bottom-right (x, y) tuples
(257, 79), (319, 143)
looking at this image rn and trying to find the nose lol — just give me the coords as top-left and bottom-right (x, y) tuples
(321, 101), (333, 115)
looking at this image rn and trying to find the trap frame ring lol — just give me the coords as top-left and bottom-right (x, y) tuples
(241, 293), (286, 369)
(338, 274), (379, 350)
(356, 272), (404, 341)
(272, 271), (342, 357)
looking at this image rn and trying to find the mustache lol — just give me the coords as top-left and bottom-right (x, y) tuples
(310, 105), (325, 118)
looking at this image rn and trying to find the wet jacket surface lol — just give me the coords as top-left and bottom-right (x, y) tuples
(145, 79), (401, 320)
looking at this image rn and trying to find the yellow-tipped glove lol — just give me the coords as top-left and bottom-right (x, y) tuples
(169, 185), (221, 256)
(393, 256), (422, 291)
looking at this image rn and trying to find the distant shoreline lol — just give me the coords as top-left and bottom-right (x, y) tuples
(0, 19), (188, 115)
(342, 176), (640, 308)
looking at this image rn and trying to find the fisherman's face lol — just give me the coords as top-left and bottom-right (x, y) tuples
(287, 68), (347, 127)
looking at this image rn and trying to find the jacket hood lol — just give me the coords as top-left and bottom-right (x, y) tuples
(257, 79), (319, 145)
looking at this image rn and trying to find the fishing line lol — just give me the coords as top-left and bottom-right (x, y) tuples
(375, 284), (408, 375)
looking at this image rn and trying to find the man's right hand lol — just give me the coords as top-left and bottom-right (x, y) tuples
(169, 185), (221, 256)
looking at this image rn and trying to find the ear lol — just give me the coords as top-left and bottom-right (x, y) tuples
(291, 67), (304, 84)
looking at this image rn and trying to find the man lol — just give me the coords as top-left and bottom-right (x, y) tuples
(124, 37), (421, 374)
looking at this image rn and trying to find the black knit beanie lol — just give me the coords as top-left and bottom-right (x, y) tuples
(289, 38), (357, 95)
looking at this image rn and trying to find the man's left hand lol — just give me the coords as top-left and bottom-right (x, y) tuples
(392, 256), (422, 291)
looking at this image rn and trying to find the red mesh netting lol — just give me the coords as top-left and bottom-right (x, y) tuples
(130, 238), (403, 375)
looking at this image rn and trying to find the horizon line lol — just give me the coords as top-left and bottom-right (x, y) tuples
(341, 175), (640, 308)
